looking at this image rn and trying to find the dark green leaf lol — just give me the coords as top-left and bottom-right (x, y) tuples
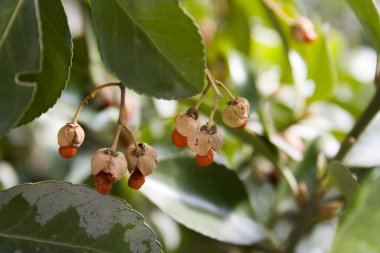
(0, 181), (161, 253)
(330, 168), (380, 253)
(89, 0), (205, 99)
(0, 0), (39, 137)
(17, 0), (73, 125)
(346, 0), (380, 50)
(328, 161), (358, 200)
(140, 157), (266, 245)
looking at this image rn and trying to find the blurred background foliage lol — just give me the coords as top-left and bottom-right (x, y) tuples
(0, 0), (379, 252)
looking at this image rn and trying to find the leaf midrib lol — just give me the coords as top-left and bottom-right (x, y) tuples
(0, 0), (24, 50)
(114, 0), (198, 87)
(0, 232), (108, 253)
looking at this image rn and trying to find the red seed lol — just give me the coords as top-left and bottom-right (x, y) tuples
(128, 168), (145, 190)
(94, 172), (115, 195)
(58, 146), (77, 158)
(195, 149), (214, 167)
(171, 128), (187, 148)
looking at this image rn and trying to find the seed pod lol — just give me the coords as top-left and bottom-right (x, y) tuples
(57, 123), (85, 147)
(188, 131), (211, 156)
(174, 108), (199, 137)
(128, 168), (145, 190)
(222, 97), (250, 128)
(91, 148), (128, 181)
(94, 172), (115, 195)
(291, 17), (317, 43)
(188, 125), (223, 156)
(126, 143), (158, 176)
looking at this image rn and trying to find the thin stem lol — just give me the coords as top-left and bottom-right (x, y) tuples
(205, 69), (222, 130)
(194, 83), (211, 110)
(260, 0), (294, 25)
(111, 124), (123, 152)
(215, 80), (236, 101)
(72, 82), (122, 124)
(122, 124), (140, 151)
(375, 55), (380, 88)
(334, 88), (380, 161)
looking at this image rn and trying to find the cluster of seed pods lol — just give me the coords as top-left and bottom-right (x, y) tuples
(57, 83), (157, 194)
(171, 73), (250, 166)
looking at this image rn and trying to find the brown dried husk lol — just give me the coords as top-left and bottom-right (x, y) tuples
(174, 112), (198, 137)
(91, 148), (128, 181)
(210, 132), (223, 153)
(222, 105), (247, 128)
(126, 143), (158, 176)
(57, 123), (85, 147)
(188, 130), (211, 156)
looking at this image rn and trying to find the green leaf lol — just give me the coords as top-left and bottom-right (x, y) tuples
(17, 0), (73, 125)
(328, 161), (358, 200)
(346, 0), (380, 50)
(344, 115), (380, 167)
(139, 157), (266, 246)
(0, 0), (73, 136)
(330, 168), (380, 253)
(305, 25), (338, 101)
(0, 0), (39, 137)
(0, 181), (161, 253)
(89, 0), (205, 99)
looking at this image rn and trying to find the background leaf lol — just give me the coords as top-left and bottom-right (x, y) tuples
(330, 168), (380, 253)
(345, 0), (380, 50)
(89, 0), (205, 99)
(0, 0), (40, 137)
(139, 157), (267, 246)
(328, 161), (358, 200)
(344, 114), (380, 167)
(0, 181), (161, 253)
(17, 0), (73, 126)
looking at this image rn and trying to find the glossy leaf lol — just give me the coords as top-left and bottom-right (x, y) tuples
(346, 0), (380, 50)
(330, 168), (380, 253)
(0, 181), (161, 253)
(89, 0), (205, 99)
(0, 0), (39, 137)
(344, 114), (380, 167)
(328, 161), (358, 200)
(17, 0), (73, 125)
(0, 0), (72, 136)
(140, 157), (266, 245)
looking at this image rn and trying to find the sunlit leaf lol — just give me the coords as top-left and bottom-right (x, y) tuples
(140, 157), (267, 245)
(0, 181), (161, 252)
(89, 0), (205, 99)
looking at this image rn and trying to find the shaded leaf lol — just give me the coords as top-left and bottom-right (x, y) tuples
(17, 0), (73, 125)
(330, 168), (380, 253)
(0, 0), (39, 137)
(0, 181), (161, 253)
(328, 161), (358, 200)
(89, 0), (205, 99)
(346, 0), (380, 50)
(140, 157), (266, 245)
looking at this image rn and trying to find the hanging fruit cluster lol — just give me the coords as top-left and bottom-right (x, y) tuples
(57, 82), (157, 194)
(172, 70), (250, 166)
